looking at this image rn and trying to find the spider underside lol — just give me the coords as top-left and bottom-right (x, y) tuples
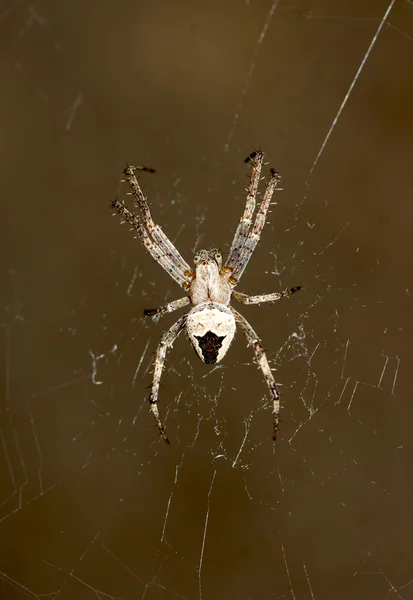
(112, 151), (301, 443)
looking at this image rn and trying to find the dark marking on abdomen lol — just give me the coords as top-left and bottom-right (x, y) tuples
(195, 331), (226, 364)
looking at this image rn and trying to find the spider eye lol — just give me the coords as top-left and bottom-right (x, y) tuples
(194, 331), (226, 364)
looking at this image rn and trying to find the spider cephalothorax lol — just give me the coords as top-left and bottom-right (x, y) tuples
(112, 152), (301, 443)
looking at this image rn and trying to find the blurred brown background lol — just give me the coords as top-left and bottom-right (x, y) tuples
(1, 0), (412, 598)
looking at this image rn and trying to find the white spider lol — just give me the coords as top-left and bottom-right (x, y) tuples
(112, 151), (301, 443)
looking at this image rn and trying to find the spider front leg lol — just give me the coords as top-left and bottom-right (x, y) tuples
(232, 286), (301, 305)
(149, 315), (187, 443)
(124, 166), (193, 283)
(144, 296), (191, 321)
(112, 199), (191, 289)
(229, 170), (281, 283)
(231, 307), (281, 441)
(224, 151), (265, 275)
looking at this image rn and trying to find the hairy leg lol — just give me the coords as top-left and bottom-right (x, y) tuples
(230, 170), (281, 283)
(232, 286), (301, 305)
(231, 307), (281, 441)
(124, 165), (193, 282)
(144, 296), (191, 321)
(149, 315), (187, 443)
(224, 151), (264, 276)
(112, 199), (191, 288)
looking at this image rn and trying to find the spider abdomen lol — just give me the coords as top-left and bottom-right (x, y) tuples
(186, 303), (236, 364)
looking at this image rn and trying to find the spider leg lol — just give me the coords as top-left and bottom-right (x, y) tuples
(231, 307), (281, 441)
(224, 151), (265, 277)
(144, 296), (191, 321)
(149, 315), (187, 443)
(232, 286), (301, 305)
(230, 170), (281, 283)
(112, 199), (190, 288)
(124, 166), (193, 283)
(127, 165), (156, 174)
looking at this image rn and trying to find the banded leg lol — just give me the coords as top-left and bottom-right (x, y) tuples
(112, 199), (190, 288)
(124, 166), (193, 282)
(144, 296), (191, 321)
(149, 315), (187, 443)
(231, 307), (280, 441)
(124, 165), (156, 174)
(232, 286), (301, 305)
(230, 170), (281, 283)
(224, 151), (265, 275)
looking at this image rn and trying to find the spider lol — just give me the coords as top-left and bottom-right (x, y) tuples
(112, 151), (301, 443)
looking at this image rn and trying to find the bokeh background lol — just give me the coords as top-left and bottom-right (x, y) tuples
(1, 0), (413, 598)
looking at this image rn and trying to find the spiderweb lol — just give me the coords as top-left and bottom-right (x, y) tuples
(1, 0), (412, 598)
